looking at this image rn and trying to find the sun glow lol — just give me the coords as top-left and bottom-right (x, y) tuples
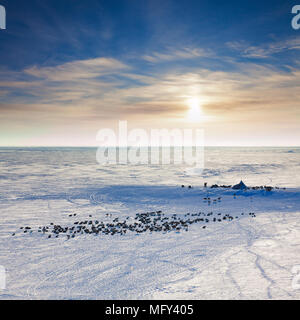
(187, 97), (203, 122)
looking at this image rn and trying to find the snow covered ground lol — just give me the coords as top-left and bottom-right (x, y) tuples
(0, 147), (300, 299)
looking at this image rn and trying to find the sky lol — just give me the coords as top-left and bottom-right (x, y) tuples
(0, 0), (299, 146)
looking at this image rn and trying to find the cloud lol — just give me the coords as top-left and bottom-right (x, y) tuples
(1, 55), (300, 144)
(227, 37), (300, 58)
(24, 57), (129, 81)
(0, 57), (129, 105)
(142, 47), (210, 63)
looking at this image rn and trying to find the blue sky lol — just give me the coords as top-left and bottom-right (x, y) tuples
(0, 0), (299, 146)
(0, 1), (296, 69)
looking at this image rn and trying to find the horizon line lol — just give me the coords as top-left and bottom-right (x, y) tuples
(0, 145), (299, 148)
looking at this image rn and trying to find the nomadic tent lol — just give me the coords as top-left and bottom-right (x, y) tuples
(232, 180), (247, 190)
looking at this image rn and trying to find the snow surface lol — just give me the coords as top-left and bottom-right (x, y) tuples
(0, 147), (300, 299)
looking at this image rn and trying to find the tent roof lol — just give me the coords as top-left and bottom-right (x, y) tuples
(232, 180), (247, 190)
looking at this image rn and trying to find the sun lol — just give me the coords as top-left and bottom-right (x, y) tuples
(187, 97), (203, 122)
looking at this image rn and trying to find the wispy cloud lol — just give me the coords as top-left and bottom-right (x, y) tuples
(24, 57), (129, 81)
(1, 53), (300, 145)
(0, 57), (129, 105)
(227, 37), (300, 58)
(2, 56), (300, 118)
(142, 47), (210, 63)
